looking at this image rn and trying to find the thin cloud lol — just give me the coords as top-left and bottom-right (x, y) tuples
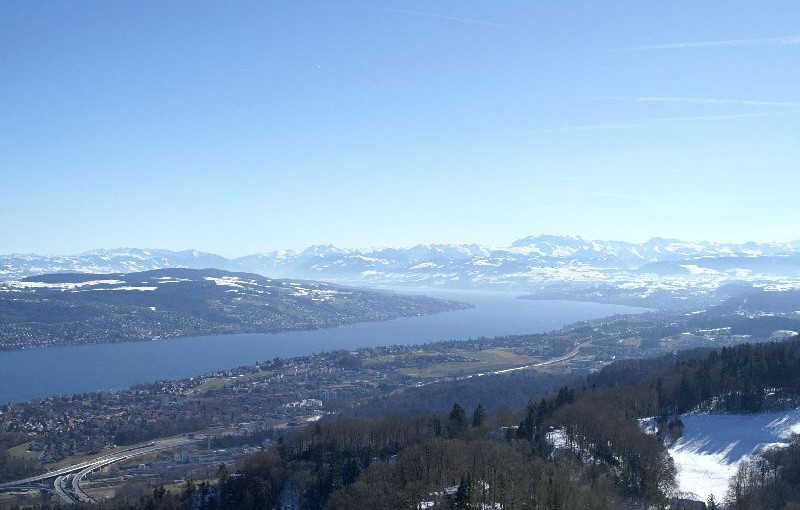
(355, 5), (509, 28)
(534, 110), (800, 134)
(535, 121), (642, 134)
(622, 206), (659, 213)
(600, 96), (800, 109)
(563, 190), (640, 200)
(636, 34), (800, 50)
(557, 176), (605, 183)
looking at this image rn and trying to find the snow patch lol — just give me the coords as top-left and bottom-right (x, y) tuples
(679, 264), (719, 276)
(93, 286), (158, 291)
(408, 262), (440, 270)
(155, 277), (191, 283)
(669, 410), (800, 502)
(204, 276), (245, 288)
(6, 279), (125, 290)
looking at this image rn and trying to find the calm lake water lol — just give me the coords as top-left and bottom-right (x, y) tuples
(0, 290), (647, 403)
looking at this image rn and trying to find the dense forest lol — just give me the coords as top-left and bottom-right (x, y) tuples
(587, 338), (800, 417)
(344, 369), (580, 419)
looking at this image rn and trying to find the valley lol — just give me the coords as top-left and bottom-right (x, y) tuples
(2, 286), (799, 507)
(1, 248), (800, 508)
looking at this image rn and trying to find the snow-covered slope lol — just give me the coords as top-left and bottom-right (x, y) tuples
(668, 410), (800, 502)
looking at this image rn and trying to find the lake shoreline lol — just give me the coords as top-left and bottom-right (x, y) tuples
(0, 291), (648, 403)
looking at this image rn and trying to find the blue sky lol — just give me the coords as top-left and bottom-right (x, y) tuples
(1, 1), (798, 256)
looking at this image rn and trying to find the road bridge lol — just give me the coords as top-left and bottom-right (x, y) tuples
(0, 436), (197, 504)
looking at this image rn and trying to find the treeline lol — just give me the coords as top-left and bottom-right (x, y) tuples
(112, 414), (216, 446)
(725, 434), (800, 509)
(345, 369), (579, 418)
(585, 338), (800, 418)
(0, 432), (40, 484)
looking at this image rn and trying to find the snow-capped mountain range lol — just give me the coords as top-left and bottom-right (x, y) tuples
(3, 236), (800, 296)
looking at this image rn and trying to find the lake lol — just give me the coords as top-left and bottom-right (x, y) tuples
(0, 290), (647, 403)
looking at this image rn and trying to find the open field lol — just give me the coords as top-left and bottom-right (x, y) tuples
(191, 370), (276, 393)
(397, 347), (540, 378)
(6, 443), (39, 463)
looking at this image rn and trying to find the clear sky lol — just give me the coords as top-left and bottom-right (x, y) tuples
(1, 1), (798, 257)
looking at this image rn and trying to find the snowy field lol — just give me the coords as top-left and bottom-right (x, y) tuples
(669, 409), (800, 502)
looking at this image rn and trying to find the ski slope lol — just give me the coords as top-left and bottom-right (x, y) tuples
(669, 409), (800, 502)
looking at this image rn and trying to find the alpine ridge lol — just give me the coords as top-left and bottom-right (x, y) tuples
(3, 236), (800, 306)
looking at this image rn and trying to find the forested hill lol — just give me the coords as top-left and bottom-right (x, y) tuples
(104, 338), (800, 510)
(0, 268), (469, 350)
(587, 337), (800, 416)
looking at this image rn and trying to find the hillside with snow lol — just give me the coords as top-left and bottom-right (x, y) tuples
(0, 268), (468, 350)
(668, 410), (800, 503)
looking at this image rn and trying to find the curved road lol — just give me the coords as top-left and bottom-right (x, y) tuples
(54, 475), (77, 504)
(0, 436), (197, 504)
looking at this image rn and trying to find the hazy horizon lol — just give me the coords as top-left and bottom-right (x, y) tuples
(4, 232), (800, 260)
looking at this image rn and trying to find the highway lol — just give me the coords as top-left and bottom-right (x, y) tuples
(54, 475), (77, 504)
(0, 436), (197, 504)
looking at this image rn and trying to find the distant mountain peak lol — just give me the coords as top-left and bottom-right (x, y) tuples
(3, 237), (800, 298)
